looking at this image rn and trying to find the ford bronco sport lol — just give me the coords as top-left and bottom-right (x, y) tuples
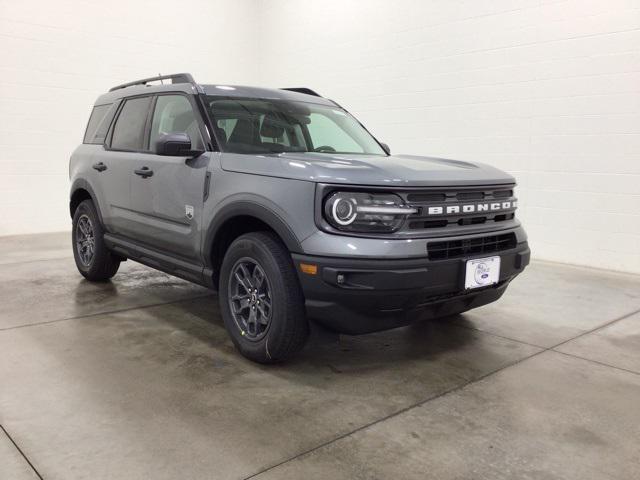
(69, 73), (530, 363)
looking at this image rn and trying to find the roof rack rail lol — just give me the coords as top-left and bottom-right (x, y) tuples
(281, 87), (322, 97)
(109, 73), (198, 92)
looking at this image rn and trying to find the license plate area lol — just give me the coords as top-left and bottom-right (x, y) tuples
(465, 256), (501, 290)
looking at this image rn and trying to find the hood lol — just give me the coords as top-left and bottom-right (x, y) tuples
(220, 152), (515, 187)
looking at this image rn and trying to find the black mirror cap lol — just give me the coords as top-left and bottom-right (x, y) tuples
(155, 132), (204, 157)
(380, 142), (391, 155)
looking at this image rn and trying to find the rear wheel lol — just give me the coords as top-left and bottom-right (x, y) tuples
(72, 199), (120, 281)
(219, 232), (309, 363)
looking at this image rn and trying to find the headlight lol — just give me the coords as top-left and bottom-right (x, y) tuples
(323, 192), (417, 233)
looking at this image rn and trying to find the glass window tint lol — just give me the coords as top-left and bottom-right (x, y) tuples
(207, 97), (385, 155)
(91, 103), (118, 145)
(306, 112), (364, 153)
(149, 95), (204, 152)
(259, 114), (306, 148)
(111, 96), (152, 151)
(83, 104), (111, 144)
(215, 118), (237, 145)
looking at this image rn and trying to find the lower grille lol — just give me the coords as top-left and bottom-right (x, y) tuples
(427, 233), (517, 260)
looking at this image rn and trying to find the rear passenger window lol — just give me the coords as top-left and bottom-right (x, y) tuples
(110, 96), (152, 151)
(83, 104), (114, 144)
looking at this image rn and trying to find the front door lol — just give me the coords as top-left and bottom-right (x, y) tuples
(129, 94), (210, 262)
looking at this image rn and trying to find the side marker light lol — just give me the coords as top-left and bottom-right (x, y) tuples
(300, 263), (318, 275)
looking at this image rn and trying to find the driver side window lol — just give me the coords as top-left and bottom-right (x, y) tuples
(149, 95), (204, 153)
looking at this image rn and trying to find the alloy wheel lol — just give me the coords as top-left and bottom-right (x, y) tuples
(228, 258), (273, 340)
(75, 214), (95, 266)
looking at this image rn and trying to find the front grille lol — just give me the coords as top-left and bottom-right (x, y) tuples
(397, 185), (517, 234)
(427, 233), (517, 260)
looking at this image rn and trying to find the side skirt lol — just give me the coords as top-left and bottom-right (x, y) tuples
(103, 233), (216, 290)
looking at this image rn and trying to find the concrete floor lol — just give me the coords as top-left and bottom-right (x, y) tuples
(1, 233), (639, 480)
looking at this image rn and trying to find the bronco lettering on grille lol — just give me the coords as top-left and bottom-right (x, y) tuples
(425, 200), (517, 216)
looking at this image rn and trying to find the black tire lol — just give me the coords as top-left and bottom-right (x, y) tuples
(72, 199), (120, 281)
(219, 231), (309, 363)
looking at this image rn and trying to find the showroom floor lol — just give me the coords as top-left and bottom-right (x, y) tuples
(1, 233), (639, 480)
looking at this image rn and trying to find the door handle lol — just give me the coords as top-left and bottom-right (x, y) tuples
(92, 162), (107, 172)
(134, 166), (153, 178)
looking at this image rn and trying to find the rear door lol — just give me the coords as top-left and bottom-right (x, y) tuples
(80, 102), (119, 232)
(129, 93), (210, 262)
(92, 95), (153, 236)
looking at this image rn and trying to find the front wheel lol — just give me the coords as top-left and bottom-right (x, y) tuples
(72, 199), (120, 281)
(219, 232), (309, 363)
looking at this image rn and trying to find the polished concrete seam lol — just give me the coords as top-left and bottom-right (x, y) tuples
(453, 307), (640, 377)
(534, 258), (640, 279)
(0, 424), (44, 480)
(242, 346), (549, 479)
(0, 294), (215, 333)
(243, 306), (640, 479)
(550, 306), (640, 350)
(452, 305), (640, 353)
(0, 255), (73, 267)
(550, 349), (640, 377)
(449, 320), (546, 350)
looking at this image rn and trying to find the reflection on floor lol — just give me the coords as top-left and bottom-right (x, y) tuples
(1, 232), (639, 480)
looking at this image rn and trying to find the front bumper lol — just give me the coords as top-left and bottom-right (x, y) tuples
(292, 241), (530, 334)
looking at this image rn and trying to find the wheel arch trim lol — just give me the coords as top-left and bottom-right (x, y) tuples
(70, 179), (105, 226)
(204, 200), (302, 268)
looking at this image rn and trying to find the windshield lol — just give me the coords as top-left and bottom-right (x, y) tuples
(206, 96), (386, 155)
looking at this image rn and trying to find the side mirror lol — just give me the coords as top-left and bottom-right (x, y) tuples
(155, 132), (203, 157)
(380, 142), (391, 155)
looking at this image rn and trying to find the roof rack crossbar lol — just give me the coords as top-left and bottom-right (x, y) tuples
(109, 73), (197, 92)
(281, 87), (322, 97)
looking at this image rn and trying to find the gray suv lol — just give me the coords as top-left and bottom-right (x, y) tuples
(70, 73), (530, 363)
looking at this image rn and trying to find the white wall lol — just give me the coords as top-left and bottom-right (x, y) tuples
(2, 0), (640, 274)
(256, 0), (640, 274)
(0, 0), (258, 235)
